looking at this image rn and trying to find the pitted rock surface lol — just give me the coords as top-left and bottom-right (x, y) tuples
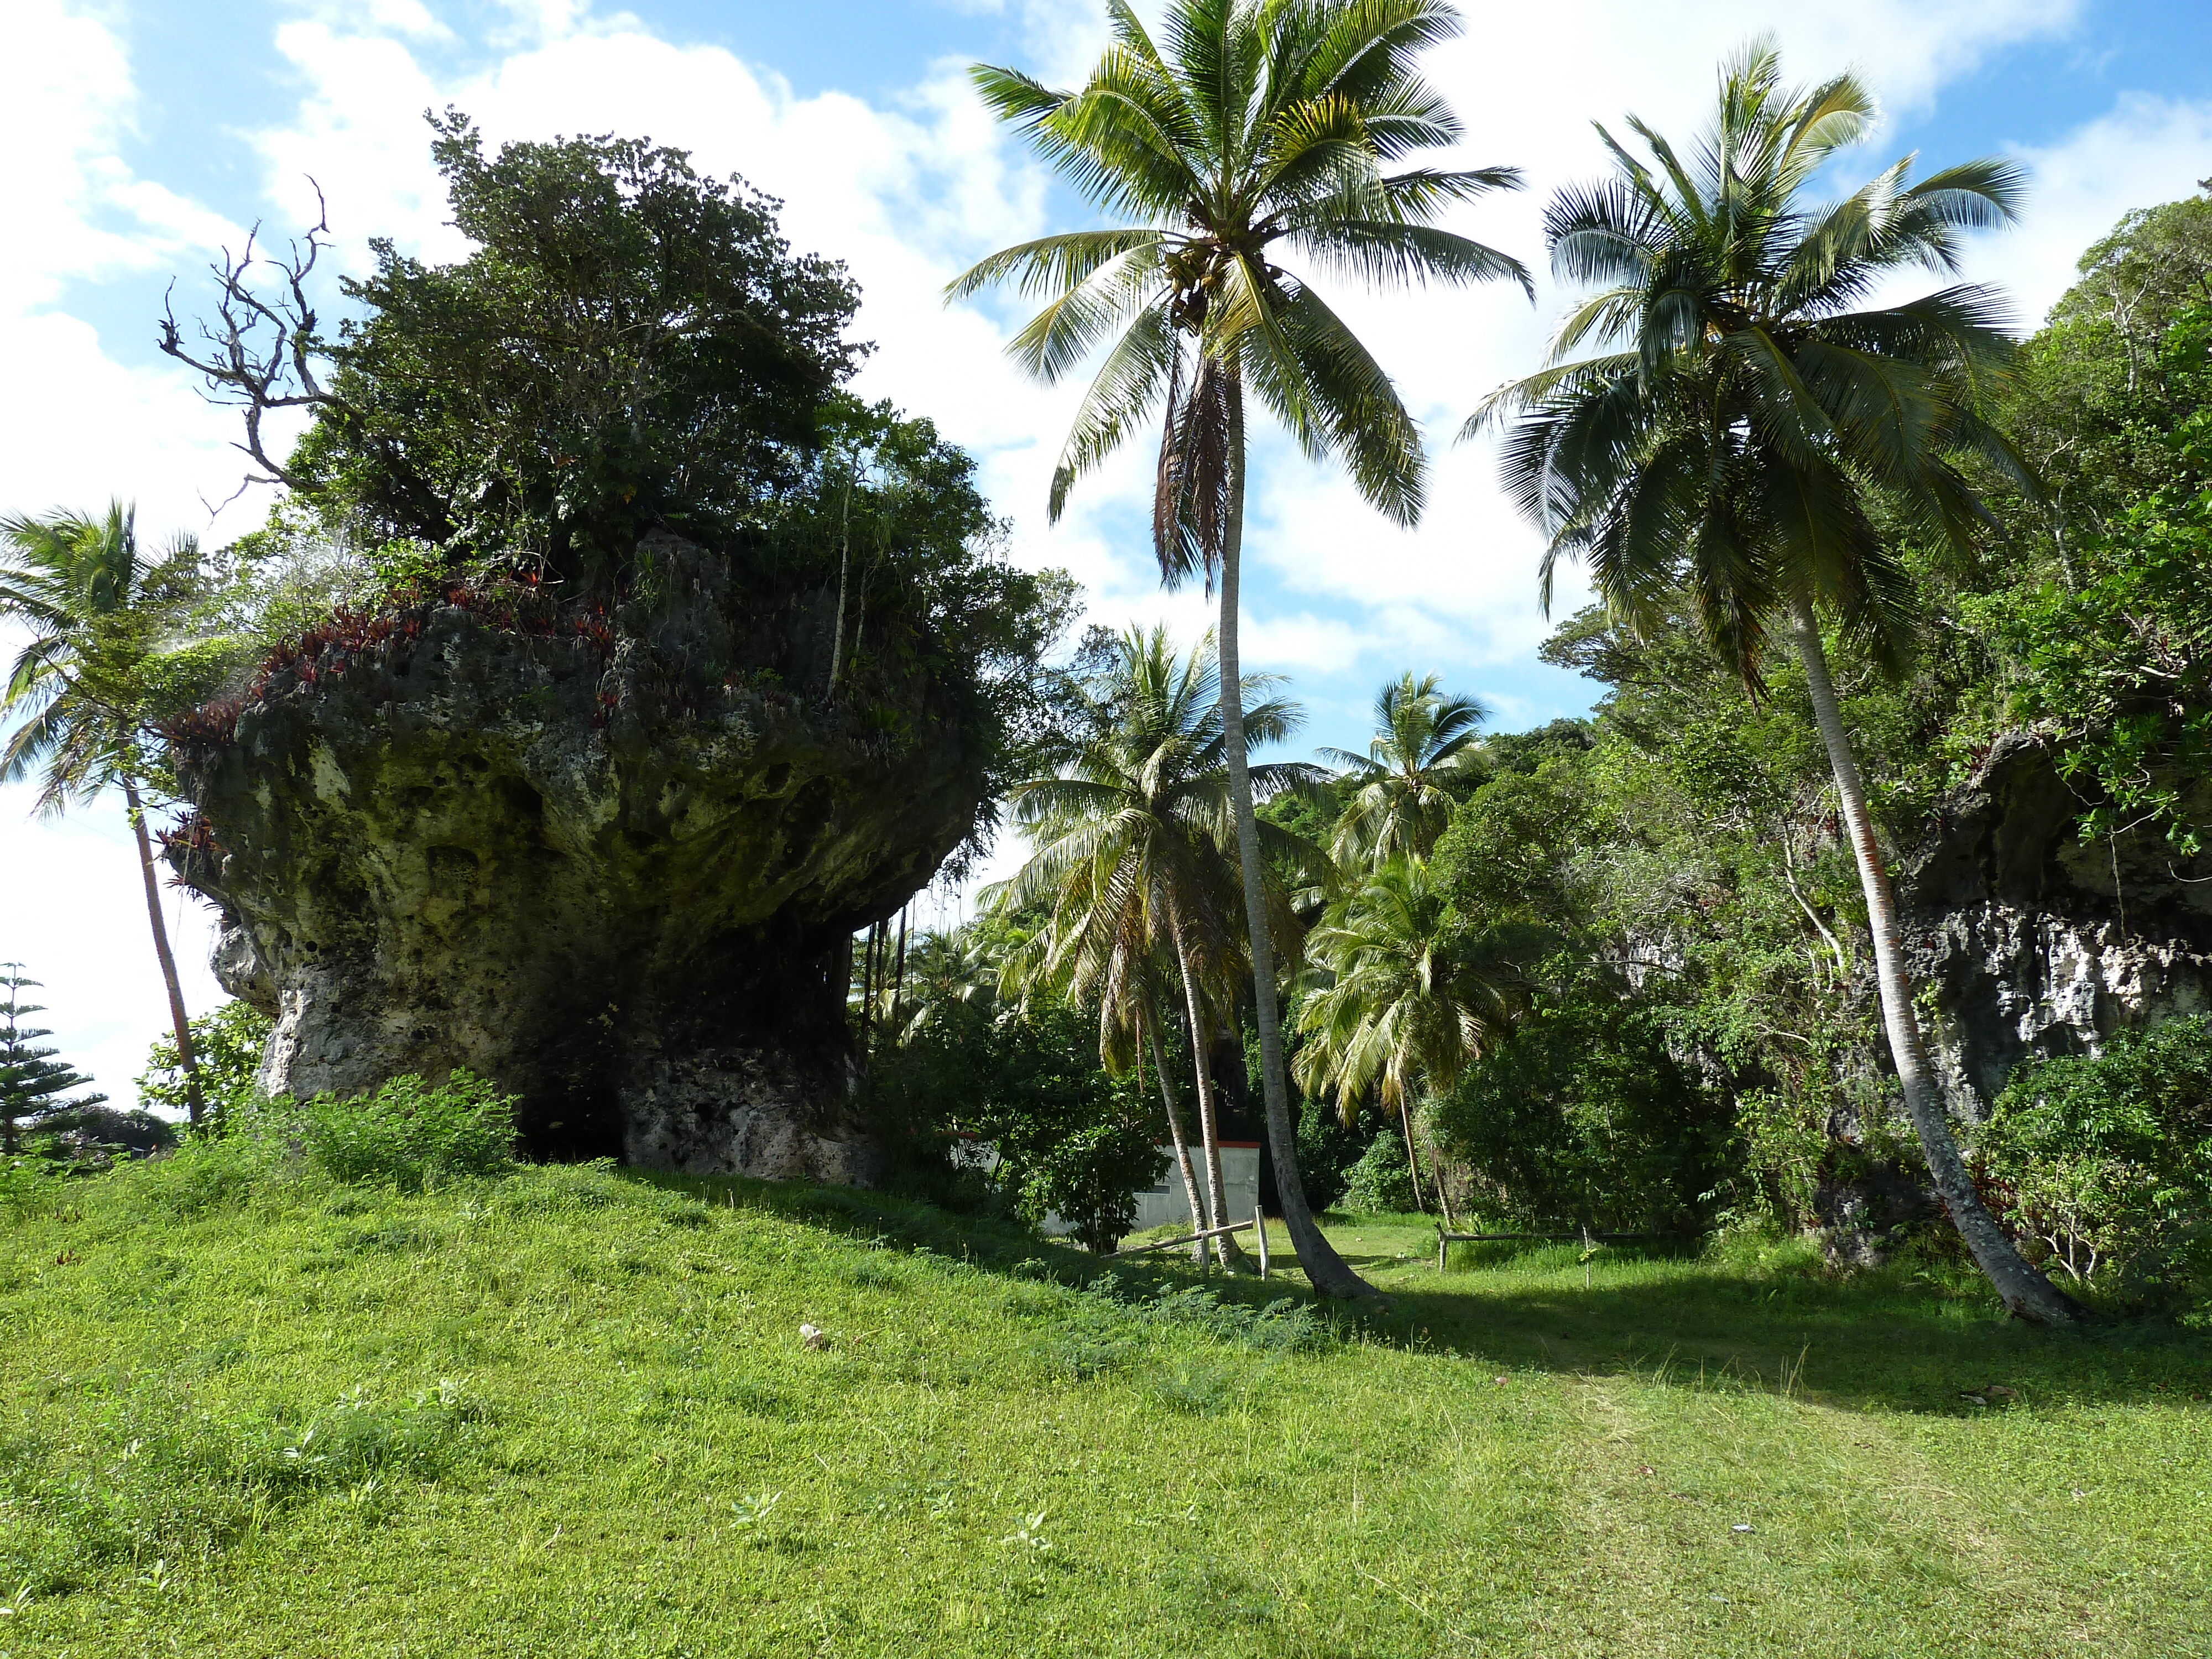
(1901, 731), (2212, 1120)
(171, 534), (978, 1178)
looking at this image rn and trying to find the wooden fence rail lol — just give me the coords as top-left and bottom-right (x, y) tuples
(1117, 1216), (1270, 1277)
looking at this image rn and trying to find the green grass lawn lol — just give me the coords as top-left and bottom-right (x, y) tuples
(5, 1159), (2209, 1657)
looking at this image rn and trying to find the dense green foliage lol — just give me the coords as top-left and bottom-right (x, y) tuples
(870, 995), (1166, 1253)
(1431, 978), (1731, 1234)
(1977, 1017), (2212, 1310)
(286, 1072), (521, 1193)
(284, 114), (863, 581)
(138, 999), (272, 1126)
(4, 1163), (2207, 1653)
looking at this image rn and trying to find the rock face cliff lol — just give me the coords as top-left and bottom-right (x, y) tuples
(1902, 732), (2212, 1120)
(170, 534), (983, 1180)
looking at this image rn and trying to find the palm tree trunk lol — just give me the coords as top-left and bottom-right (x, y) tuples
(1790, 596), (2085, 1324)
(1168, 918), (1230, 1267)
(1147, 1010), (1212, 1269)
(828, 447), (856, 692)
(891, 904), (910, 1034)
(1216, 372), (1375, 1298)
(123, 775), (204, 1128)
(1397, 1097), (1429, 1213)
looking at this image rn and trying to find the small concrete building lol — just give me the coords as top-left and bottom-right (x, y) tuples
(1130, 1141), (1262, 1232)
(956, 1136), (1265, 1239)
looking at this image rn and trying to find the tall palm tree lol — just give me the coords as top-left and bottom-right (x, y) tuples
(992, 625), (1317, 1263)
(1475, 43), (2083, 1323)
(1321, 671), (1488, 866)
(1294, 855), (1524, 1222)
(951, 0), (1526, 1297)
(1, 504), (206, 1127)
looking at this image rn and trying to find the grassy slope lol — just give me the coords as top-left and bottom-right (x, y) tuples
(4, 1159), (2209, 1658)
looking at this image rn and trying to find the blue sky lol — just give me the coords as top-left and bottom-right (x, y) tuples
(6, 0), (2211, 1104)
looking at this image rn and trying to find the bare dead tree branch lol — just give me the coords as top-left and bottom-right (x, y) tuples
(158, 180), (346, 504)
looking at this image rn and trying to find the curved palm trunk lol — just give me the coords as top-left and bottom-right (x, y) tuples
(1397, 1096), (1430, 1214)
(1147, 1011), (1213, 1269)
(124, 776), (204, 1128)
(1791, 597), (2084, 1324)
(1168, 918), (1233, 1267)
(1217, 375), (1375, 1298)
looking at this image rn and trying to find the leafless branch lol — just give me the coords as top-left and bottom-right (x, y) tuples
(158, 179), (346, 499)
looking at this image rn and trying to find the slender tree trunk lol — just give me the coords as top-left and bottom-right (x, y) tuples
(891, 904), (910, 1036)
(1790, 596), (2085, 1324)
(828, 448), (856, 693)
(1397, 1096), (1429, 1213)
(1425, 1108), (1460, 1228)
(124, 776), (204, 1128)
(1215, 373), (1375, 1298)
(1168, 917), (1232, 1266)
(1147, 1010), (1212, 1269)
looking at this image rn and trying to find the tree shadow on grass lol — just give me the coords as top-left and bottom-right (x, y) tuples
(1373, 1244), (2212, 1416)
(620, 1170), (2210, 1417)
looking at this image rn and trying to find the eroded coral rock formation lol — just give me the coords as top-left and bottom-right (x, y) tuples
(1902, 732), (2212, 1119)
(171, 534), (980, 1180)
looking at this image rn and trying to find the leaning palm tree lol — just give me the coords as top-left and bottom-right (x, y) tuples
(992, 625), (1317, 1263)
(1322, 671), (1488, 867)
(1295, 855), (1523, 1223)
(951, 0), (1526, 1297)
(1474, 42), (2083, 1323)
(1, 504), (206, 1126)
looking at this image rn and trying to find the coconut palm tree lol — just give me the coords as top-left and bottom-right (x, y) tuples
(1474, 42), (2083, 1322)
(999, 858), (1222, 1264)
(1294, 856), (1525, 1222)
(950, 0), (1526, 1297)
(1321, 671), (1488, 867)
(1, 504), (206, 1126)
(992, 625), (1318, 1264)
(890, 928), (1001, 1045)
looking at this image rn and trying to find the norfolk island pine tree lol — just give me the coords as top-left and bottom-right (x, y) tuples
(948, 0), (1527, 1297)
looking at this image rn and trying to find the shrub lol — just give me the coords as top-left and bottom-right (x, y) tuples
(137, 999), (273, 1128)
(1339, 1130), (1418, 1216)
(1976, 1015), (2212, 1311)
(299, 1072), (519, 1192)
(1430, 987), (1732, 1233)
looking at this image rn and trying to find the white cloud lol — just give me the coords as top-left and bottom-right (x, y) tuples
(0, 781), (225, 1115)
(1970, 92), (2212, 326)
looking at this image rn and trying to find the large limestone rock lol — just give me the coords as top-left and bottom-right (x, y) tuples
(171, 534), (980, 1178)
(1901, 731), (2212, 1119)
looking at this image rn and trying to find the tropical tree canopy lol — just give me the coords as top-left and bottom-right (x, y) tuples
(168, 112), (864, 584)
(950, 0), (1528, 578)
(1293, 857), (1522, 1123)
(1473, 37), (2032, 687)
(1321, 671), (1488, 865)
(0, 504), (213, 812)
(990, 624), (1318, 1067)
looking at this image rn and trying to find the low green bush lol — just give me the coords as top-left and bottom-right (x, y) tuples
(1340, 1130), (1418, 1215)
(1976, 1014), (2212, 1313)
(297, 1072), (519, 1192)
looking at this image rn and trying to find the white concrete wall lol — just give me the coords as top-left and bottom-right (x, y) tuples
(1131, 1143), (1261, 1232)
(953, 1137), (1264, 1238)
